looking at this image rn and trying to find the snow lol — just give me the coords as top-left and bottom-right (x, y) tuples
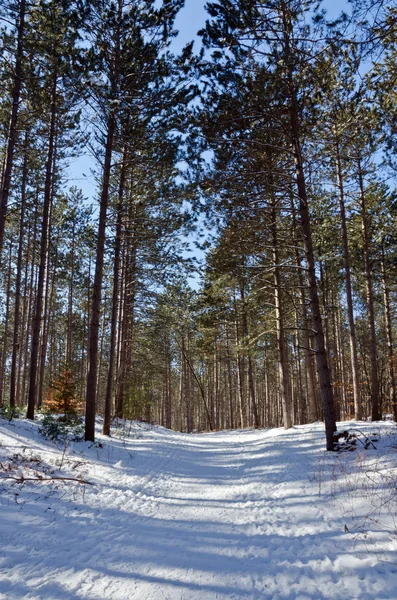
(0, 418), (397, 599)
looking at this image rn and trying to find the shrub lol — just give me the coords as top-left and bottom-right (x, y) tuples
(0, 404), (23, 421)
(40, 369), (84, 442)
(40, 412), (84, 442)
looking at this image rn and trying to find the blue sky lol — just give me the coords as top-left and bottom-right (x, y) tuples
(174, 0), (351, 51)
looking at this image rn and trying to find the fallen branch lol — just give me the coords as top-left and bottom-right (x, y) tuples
(353, 429), (378, 450)
(0, 475), (93, 485)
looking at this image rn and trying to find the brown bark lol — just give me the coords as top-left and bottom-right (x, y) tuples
(85, 116), (115, 440)
(21, 205), (38, 406)
(239, 283), (260, 427)
(0, 243), (13, 406)
(85, 0), (122, 440)
(0, 0), (26, 255)
(115, 202), (137, 420)
(271, 199), (292, 429)
(103, 153), (126, 436)
(335, 135), (361, 419)
(357, 156), (380, 421)
(381, 244), (397, 421)
(281, 3), (336, 449)
(66, 221), (75, 367)
(9, 133), (28, 408)
(27, 74), (57, 420)
(37, 193), (57, 408)
(290, 183), (318, 422)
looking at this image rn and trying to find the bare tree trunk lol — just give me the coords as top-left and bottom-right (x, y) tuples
(85, 0), (122, 440)
(9, 134), (28, 408)
(21, 206), (38, 406)
(271, 200), (292, 429)
(235, 316), (245, 428)
(96, 300), (107, 411)
(115, 203), (137, 420)
(239, 282), (260, 427)
(290, 200), (318, 422)
(103, 154), (126, 435)
(289, 94), (336, 449)
(358, 156), (380, 421)
(66, 222), (75, 367)
(164, 348), (172, 429)
(27, 74), (57, 420)
(335, 136), (361, 419)
(279, 2), (336, 448)
(0, 0), (26, 255)
(381, 244), (397, 421)
(38, 249), (57, 408)
(0, 243), (13, 406)
(37, 193), (57, 408)
(226, 323), (234, 429)
(16, 226), (31, 405)
(85, 112), (114, 440)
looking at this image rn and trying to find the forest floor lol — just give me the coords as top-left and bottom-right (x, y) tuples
(0, 418), (397, 600)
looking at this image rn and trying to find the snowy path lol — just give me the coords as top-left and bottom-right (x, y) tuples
(1, 420), (397, 599)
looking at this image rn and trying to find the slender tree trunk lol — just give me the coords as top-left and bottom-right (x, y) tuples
(16, 225), (31, 405)
(38, 250), (57, 408)
(279, 3), (336, 447)
(0, 0), (26, 255)
(9, 133), (28, 408)
(226, 323), (234, 429)
(358, 156), (380, 421)
(335, 136), (361, 419)
(0, 243), (13, 406)
(235, 317), (245, 428)
(271, 200), (292, 429)
(66, 222), (75, 367)
(37, 195), (57, 408)
(21, 206), (38, 406)
(290, 198), (318, 421)
(239, 283), (260, 427)
(115, 205), (137, 420)
(381, 244), (397, 421)
(165, 347), (172, 429)
(85, 0), (122, 440)
(85, 115), (115, 439)
(288, 91), (336, 449)
(96, 300), (107, 410)
(27, 74), (57, 420)
(103, 154), (126, 436)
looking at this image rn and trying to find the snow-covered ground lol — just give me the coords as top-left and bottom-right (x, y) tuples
(0, 418), (397, 600)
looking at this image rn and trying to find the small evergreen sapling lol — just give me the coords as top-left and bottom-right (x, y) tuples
(40, 369), (84, 441)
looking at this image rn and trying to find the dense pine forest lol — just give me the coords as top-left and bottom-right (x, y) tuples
(0, 0), (396, 450)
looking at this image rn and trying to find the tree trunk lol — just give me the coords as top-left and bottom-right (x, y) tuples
(239, 282), (260, 427)
(0, 0), (26, 255)
(21, 205), (38, 406)
(9, 133), (28, 408)
(290, 193), (318, 422)
(27, 74), (57, 420)
(381, 244), (396, 421)
(335, 135), (361, 419)
(289, 94), (336, 449)
(37, 193), (57, 408)
(358, 156), (380, 421)
(271, 200), (292, 429)
(280, 2), (336, 448)
(85, 115), (115, 440)
(66, 222), (75, 367)
(103, 153), (126, 435)
(0, 243), (13, 406)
